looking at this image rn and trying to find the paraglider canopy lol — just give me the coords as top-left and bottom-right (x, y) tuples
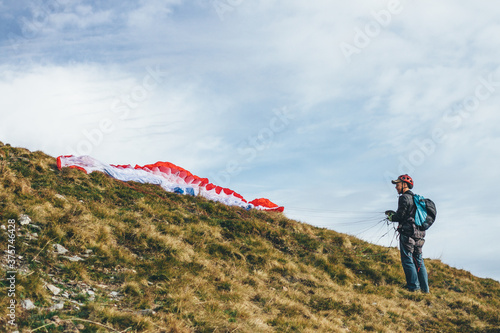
(57, 155), (284, 212)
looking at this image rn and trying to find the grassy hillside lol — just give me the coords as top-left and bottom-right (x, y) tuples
(0, 142), (499, 333)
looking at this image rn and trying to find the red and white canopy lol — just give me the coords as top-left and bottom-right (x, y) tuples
(57, 155), (284, 212)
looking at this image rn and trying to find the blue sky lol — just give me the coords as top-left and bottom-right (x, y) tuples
(1, 0), (500, 282)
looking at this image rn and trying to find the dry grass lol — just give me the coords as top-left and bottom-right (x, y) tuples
(0, 142), (499, 332)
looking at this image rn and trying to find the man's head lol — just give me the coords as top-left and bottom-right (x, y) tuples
(392, 174), (413, 194)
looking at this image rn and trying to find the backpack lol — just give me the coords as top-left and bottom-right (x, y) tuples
(412, 194), (437, 231)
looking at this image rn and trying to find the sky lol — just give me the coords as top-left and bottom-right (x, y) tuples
(1, 0), (499, 282)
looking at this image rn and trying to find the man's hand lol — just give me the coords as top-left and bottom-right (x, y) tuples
(385, 210), (396, 221)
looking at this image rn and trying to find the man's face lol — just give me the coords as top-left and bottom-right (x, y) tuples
(395, 182), (403, 194)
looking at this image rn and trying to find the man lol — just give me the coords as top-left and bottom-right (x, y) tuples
(385, 174), (429, 293)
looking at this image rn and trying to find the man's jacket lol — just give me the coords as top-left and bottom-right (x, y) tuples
(392, 190), (426, 239)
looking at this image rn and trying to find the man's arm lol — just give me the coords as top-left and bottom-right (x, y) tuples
(391, 194), (412, 223)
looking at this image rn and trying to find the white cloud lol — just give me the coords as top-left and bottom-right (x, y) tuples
(48, 6), (114, 30)
(0, 61), (246, 177)
(0, 64), (134, 155)
(127, 0), (183, 30)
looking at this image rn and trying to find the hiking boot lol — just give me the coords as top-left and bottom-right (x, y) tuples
(402, 285), (420, 292)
